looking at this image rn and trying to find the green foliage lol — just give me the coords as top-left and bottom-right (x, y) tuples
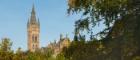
(68, 0), (138, 39)
(133, 56), (140, 60)
(66, 0), (140, 60)
(56, 53), (66, 60)
(62, 37), (140, 60)
(68, 0), (133, 26)
(62, 39), (106, 60)
(0, 38), (13, 60)
(0, 38), (12, 52)
(0, 38), (64, 60)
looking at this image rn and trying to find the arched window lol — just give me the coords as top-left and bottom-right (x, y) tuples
(35, 36), (37, 42)
(32, 35), (34, 42)
(32, 34), (37, 42)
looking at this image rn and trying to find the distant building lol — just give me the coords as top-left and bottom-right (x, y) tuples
(27, 5), (40, 52)
(47, 34), (71, 57)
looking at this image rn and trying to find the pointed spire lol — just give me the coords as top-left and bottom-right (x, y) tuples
(31, 4), (35, 14)
(30, 4), (37, 25)
(38, 18), (40, 27)
(27, 19), (30, 27)
(60, 34), (63, 40)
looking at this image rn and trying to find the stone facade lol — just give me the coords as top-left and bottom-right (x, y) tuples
(47, 34), (71, 57)
(27, 5), (40, 52)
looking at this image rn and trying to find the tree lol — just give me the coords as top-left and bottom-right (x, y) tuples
(0, 38), (12, 52)
(66, 0), (140, 60)
(0, 38), (13, 60)
(68, 0), (138, 38)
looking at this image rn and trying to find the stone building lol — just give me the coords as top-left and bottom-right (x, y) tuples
(47, 34), (71, 57)
(27, 5), (40, 52)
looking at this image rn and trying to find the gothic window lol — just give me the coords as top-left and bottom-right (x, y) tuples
(35, 36), (37, 42)
(32, 35), (34, 42)
(32, 34), (37, 43)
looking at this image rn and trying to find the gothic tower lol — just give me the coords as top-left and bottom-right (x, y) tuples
(27, 5), (40, 52)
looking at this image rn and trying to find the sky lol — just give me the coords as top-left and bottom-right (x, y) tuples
(0, 0), (105, 51)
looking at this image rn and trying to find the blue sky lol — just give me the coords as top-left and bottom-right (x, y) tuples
(0, 0), (105, 51)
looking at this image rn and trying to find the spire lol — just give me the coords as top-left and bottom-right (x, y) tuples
(30, 4), (37, 25)
(31, 4), (35, 15)
(27, 19), (30, 27)
(60, 34), (63, 40)
(38, 18), (40, 27)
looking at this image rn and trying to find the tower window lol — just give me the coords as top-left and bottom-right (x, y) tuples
(32, 35), (34, 42)
(35, 36), (37, 42)
(32, 35), (37, 43)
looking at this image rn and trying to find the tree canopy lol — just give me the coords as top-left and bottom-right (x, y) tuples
(68, 0), (138, 38)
